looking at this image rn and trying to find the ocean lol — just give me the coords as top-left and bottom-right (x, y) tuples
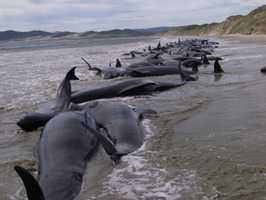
(0, 36), (265, 199)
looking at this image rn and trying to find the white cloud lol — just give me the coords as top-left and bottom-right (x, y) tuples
(0, 0), (264, 32)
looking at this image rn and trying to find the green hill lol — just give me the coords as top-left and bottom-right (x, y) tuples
(160, 5), (266, 36)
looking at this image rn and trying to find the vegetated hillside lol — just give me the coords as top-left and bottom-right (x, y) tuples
(160, 5), (266, 36)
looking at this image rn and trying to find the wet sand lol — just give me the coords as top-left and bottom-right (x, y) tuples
(147, 35), (266, 199)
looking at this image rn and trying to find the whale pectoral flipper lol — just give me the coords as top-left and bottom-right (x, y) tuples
(14, 166), (45, 200)
(81, 115), (124, 165)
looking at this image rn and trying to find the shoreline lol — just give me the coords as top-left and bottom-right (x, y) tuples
(218, 34), (266, 44)
(2, 33), (266, 44)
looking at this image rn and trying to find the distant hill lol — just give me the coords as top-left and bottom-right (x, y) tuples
(159, 5), (266, 36)
(134, 27), (177, 34)
(0, 30), (53, 41)
(88, 29), (150, 37)
(0, 28), (152, 41)
(51, 31), (75, 38)
(1, 5), (265, 41)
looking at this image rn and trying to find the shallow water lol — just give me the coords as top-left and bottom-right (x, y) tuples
(0, 36), (265, 199)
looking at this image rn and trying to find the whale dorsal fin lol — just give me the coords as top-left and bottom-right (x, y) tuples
(66, 67), (79, 80)
(202, 55), (210, 64)
(14, 166), (45, 200)
(115, 58), (122, 68)
(214, 59), (224, 73)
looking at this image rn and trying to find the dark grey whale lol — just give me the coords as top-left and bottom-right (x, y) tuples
(82, 100), (157, 163)
(82, 57), (125, 79)
(17, 67), (79, 131)
(15, 111), (100, 200)
(260, 66), (266, 73)
(126, 61), (196, 77)
(125, 53), (163, 70)
(71, 69), (188, 104)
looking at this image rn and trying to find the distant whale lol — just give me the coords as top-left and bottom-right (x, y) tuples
(17, 67), (79, 131)
(82, 57), (125, 79)
(260, 66), (266, 73)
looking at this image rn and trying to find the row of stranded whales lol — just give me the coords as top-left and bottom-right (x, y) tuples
(80, 41), (224, 80)
(17, 67), (79, 131)
(15, 38), (226, 199)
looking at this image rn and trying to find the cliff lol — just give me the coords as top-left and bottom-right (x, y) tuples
(160, 5), (266, 36)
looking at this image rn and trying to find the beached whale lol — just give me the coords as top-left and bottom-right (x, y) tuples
(82, 57), (125, 79)
(82, 100), (157, 163)
(260, 66), (266, 73)
(125, 53), (163, 70)
(14, 111), (100, 200)
(126, 62), (196, 77)
(17, 67), (79, 131)
(71, 65), (190, 104)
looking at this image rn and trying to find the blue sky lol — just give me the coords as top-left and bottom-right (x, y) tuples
(0, 0), (264, 32)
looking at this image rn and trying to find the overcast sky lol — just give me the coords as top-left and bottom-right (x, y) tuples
(0, 0), (264, 32)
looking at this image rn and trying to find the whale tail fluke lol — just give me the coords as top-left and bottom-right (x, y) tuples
(130, 52), (136, 58)
(14, 166), (45, 200)
(66, 67), (79, 80)
(214, 59), (224, 73)
(81, 57), (102, 75)
(81, 57), (92, 69)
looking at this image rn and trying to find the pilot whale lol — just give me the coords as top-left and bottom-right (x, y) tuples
(82, 57), (125, 79)
(15, 110), (117, 200)
(82, 100), (157, 163)
(71, 66), (190, 104)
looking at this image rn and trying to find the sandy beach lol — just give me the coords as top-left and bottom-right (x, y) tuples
(0, 35), (265, 199)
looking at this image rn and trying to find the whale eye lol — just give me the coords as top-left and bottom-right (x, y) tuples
(87, 100), (98, 108)
(72, 172), (82, 182)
